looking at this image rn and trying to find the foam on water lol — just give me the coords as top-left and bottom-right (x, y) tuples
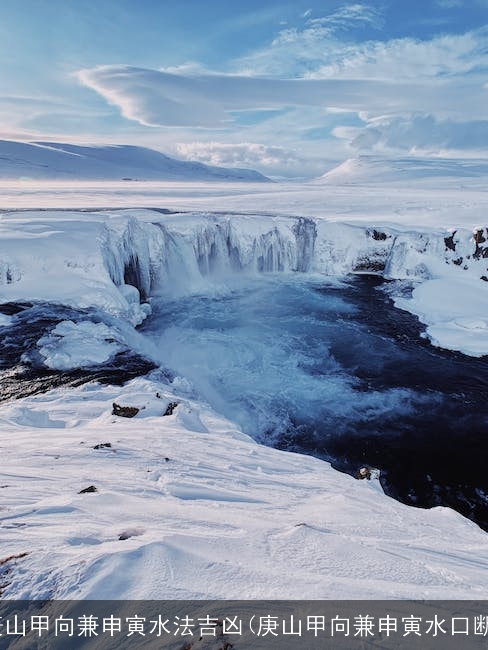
(143, 274), (435, 445)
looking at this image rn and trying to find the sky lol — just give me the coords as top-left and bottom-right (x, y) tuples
(2, 0), (488, 177)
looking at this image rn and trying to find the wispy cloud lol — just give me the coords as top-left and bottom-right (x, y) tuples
(306, 3), (383, 31)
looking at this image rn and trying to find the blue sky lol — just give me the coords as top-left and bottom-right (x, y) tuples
(2, 0), (488, 177)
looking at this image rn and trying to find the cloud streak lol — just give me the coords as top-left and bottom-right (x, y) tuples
(77, 64), (488, 129)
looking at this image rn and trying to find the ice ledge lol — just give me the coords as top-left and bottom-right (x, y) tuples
(0, 210), (486, 357)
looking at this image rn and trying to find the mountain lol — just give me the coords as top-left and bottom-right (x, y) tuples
(316, 155), (488, 184)
(0, 140), (270, 182)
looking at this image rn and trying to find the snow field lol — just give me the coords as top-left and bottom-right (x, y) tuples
(1, 376), (487, 600)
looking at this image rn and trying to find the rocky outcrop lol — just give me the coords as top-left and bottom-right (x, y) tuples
(112, 403), (139, 418)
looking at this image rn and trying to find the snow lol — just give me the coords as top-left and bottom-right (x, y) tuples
(37, 320), (125, 370)
(1, 375), (488, 600)
(316, 155), (488, 184)
(395, 276), (488, 357)
(0, 140), (270, 182)
(0, 158), (487, 599)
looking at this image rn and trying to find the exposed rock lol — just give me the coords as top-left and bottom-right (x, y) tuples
(93, 442), (112, 449)
(163, 401), (179, 416)
(112, 402), (139, 418)
(481, 276), (488, 282)
(119, 527), (145, 541)
(473, 228), (488, 259)
(473, 228), (487, 245)
(79, 485), (98, 494)
(370, 229), (388, 241)
(353, 259), (386, 273)
(453, 257), (463, 266)
(0, 552), (29, 566)
(444, 231), (457, 252)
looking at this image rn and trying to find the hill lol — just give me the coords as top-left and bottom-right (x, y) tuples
(316, 155), (488, 184)
(0, 140), (270, 182)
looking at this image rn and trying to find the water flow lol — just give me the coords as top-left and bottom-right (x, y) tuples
(142, 273), (488, 529)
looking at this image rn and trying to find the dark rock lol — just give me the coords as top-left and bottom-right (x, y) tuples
(93, 442), (112, 449)
(473, 228), (488, 259)
(112, 403), (139, 418)
(370, 229), (388, 241)
(79, 485), (98, 494)
(452, 257), (463, 266)
(481, 276), (488, 282)
(353, 259), (386, 273)
(444, 231), (457, 252)
(163, 401), (179, 416)
(473, 228), (486, 245)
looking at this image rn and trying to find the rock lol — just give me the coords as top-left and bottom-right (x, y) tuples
(163, 401), (179, 416)
(79, 485), (98, 494)
(93, 442), (112, 449)
(370, 229), (388, 241)
(444, 231), (457, 252)
(112, 402), (139, 418)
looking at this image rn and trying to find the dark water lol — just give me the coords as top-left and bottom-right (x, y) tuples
(307, 277), (488, 528)
(143, 274), (488, 530)
(0, 303), (156, 401)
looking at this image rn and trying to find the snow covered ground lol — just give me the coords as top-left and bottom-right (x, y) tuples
(0, 164), (487, 599)
(2, 375), (488, 600)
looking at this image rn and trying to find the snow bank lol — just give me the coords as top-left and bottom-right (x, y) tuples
(1, 375), (487, 600)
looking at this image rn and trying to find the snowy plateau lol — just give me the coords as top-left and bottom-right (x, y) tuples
(0, 152), (488, 602)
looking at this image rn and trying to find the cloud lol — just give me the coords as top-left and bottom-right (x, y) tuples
(235, 4), (384, 78)
(306, 3), (383, 31)
(309, 30), (488, 80)
(173, 140), (326, 178)
(77, 64), (488, 130)
(334, 113), (488, 154)
(76, 67), (227, 127)
(175, 141), (299, 168)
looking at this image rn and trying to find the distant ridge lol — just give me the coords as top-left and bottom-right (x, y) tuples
(316, 155), (488, 184)
(0, 140), (270, 182)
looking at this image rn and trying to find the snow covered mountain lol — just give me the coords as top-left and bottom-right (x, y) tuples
(0, 140), (270, 182)
(316, 155), (488, 184)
